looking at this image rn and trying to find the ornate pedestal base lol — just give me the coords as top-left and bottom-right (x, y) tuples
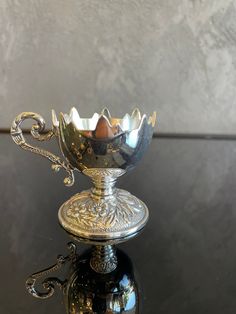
(58, 188), (148, 241)
(58, 169), (149, 274)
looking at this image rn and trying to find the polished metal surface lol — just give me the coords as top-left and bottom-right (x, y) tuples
(10, 107), (155, 186)
(11, 112), (74, 186)
(11, 107), (156, 274)
(58, 188), (148, 240)
(52, 107), (156, 172)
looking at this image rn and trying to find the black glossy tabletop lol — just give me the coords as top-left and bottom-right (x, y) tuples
(1, 133), (236, 313)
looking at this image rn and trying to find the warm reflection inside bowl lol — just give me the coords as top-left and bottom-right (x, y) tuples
(52, 107), (156, 172)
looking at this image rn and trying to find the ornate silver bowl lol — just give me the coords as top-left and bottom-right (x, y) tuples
(11, 107), (156, 273)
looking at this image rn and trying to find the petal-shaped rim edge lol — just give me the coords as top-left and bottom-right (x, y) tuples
(52, 107), (157, 132)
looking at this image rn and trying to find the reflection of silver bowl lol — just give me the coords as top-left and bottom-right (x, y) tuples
(52, 107), (156, 172)
(26, 243), (139, 313)
(11, 107), (156, 274)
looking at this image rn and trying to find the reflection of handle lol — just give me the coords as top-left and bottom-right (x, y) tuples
(25, 242), (77, 299)
(11, 112), (74, 186)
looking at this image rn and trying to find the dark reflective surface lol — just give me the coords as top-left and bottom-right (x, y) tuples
(65, 249), (138, 313)
(2, 134), (236, 313)
(25, 244), (139, 314)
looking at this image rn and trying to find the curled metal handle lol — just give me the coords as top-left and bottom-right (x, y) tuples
(25, 242), (77, 299)
(11, 112), (74, 186)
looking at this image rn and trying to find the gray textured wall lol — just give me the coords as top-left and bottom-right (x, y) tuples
(1, 0), (236, 134)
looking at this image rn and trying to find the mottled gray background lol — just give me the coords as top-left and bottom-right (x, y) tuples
(1, 0), (236, 134)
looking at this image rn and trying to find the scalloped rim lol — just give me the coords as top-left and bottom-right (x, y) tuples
(52, 107), (156, 133)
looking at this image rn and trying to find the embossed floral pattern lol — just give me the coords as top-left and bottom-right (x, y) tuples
(62, 188), (145, 232)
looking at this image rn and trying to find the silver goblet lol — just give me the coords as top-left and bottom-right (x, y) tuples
(11, 108), (156, 273)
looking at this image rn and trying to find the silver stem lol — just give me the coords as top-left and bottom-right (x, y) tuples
(90, 245), (118, 274)
(91, 176), (117, 197)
